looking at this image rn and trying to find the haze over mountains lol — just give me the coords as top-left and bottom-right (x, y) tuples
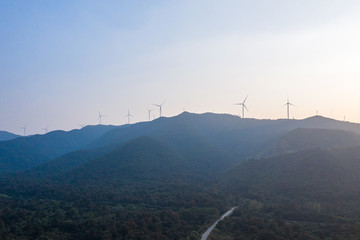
(2, 112), (360, 175)
(0, 125), (116, 173)
(2, 112), (360, 239)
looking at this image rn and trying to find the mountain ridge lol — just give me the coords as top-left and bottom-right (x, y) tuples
(0, 125), (117, 174)
(0, 130), (19, 141)
(2, 112), (360, 174)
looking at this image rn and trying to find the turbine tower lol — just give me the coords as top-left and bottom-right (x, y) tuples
(97, 111), (105, 125)
(21, 126), (27, 136)
(42, 126), (49, 133)
(125, 109), (134, 124)
(147, 108), (154, 122)
(153, 101), (165, 118)
(284, 98), (294, 119)
(234, 96), (248, 118)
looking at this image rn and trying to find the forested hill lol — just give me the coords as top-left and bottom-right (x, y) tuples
(208, 146), (360, 239)
(0, 131), (19, 141)
(19, 113), (360, 182)
(86, 112), (360, 160)
(2, 112), (360, 175)
(2, 113), (360, 239)
(219, 146), (360, 216)
(269, 127), (360, 155)
(0, 136), (227, 239)
(0, 125), (117, 173)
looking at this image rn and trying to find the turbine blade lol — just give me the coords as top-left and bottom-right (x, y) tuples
(243, 96), (248, 104)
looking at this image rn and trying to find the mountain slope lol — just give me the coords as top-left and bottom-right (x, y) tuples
(0, 131), (19, 141)
(0, 136), (227, 240)
(220, 147), (360, 202)
(19, 132), (234, 186)
(88, 113), (360, 160)
(0, 125), (117, 173)
(3, 112), (360, 175)
(4, 136), (223, 207)
(23, 113), (360, 178)
(61, 136), (189, 187)
(271, 128), (360, 155)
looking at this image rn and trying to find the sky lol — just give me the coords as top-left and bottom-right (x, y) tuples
(1, 0), (360, 135)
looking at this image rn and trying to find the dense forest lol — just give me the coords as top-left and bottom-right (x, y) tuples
(2, 113), (360, 239)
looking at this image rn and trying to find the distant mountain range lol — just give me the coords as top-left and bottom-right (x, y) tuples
(2, 112), (360, 175)
(0, 131), (19, 141)
(3, 112), (360, 203)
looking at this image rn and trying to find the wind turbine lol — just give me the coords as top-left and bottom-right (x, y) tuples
(147, 108), (154, 122)
(124, 109), (134, 124)
(78, 123), (87, 128)
(153, 101), (165, 118)
(284, 98), (294, 119)
(97, 111), (105, 125)
(21, 126), (27, 136)
(234, 96), (248, 118)
(42, 126), (49, 134)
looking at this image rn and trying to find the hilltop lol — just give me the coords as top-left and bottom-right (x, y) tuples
(0, 131), (19, 141)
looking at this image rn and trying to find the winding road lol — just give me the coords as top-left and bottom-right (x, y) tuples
(201, 206), (238, 240)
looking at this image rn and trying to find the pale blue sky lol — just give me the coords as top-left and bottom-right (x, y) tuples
(1, 1), (360, 135)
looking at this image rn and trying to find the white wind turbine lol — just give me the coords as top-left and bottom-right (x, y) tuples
(234, 96), (248, 118)
(284, 98), (295, 119)
(21, 126), (27, 136)
(42, 126), (49, 134)
(147, 108), (154, 122)
(125, 109), (134, 124)
(153, 100), (166, 118)
(97, 111), (105, 125)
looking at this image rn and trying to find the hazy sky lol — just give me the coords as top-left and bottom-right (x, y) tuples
(1, 0), (360, 135)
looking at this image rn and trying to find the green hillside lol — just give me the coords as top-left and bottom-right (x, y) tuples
(272, 127), (360, 154)
(213, 147), (360, 239)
